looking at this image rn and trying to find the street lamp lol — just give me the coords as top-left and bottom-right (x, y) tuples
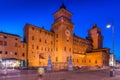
(106, 18), (115, 77)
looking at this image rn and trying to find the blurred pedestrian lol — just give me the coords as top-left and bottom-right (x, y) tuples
(37, 67), (45, 80)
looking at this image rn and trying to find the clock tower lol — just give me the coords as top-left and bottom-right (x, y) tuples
(52, 4), (74, 62)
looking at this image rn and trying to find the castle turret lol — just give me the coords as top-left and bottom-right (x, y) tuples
(88, 24), (103, 49)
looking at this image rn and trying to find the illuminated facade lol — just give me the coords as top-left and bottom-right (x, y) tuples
(0, 32), (26, 67)
(0, 4), (110, 68)
(24, 4), (109, 67)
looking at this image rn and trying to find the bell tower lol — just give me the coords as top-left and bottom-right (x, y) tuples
(52, 4), (74, 62)
(88, 24), (103, 49)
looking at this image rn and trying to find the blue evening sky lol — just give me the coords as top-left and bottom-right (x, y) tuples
(0, 0), (120, 60)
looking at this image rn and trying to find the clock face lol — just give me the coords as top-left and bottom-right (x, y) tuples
(65, 29), (70, 36)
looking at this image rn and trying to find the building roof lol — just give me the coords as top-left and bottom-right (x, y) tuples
(0, 31), (20, 37)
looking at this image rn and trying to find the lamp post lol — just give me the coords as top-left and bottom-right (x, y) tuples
(106, 18), (115, 77)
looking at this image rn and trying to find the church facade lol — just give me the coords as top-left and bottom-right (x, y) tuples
(0, 5), (109, 68)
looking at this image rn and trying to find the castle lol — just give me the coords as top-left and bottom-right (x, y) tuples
(0, 4), (109, 69)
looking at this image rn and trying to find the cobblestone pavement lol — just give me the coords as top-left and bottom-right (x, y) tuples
(0, 69), (120, 80)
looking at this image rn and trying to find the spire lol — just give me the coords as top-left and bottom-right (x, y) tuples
(60, 3), (66, 9)
(92, 24), (97, 29)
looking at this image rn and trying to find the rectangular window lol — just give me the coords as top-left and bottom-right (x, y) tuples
(0, 51), (2, 54)
(15, 43), (17, 47)
(89, 60), (91, 63)
(66, 57), (69, 62)
(95, 60), (97, 64)
(39, 39), (41, 42)
(69, 48), (71, 52)
(32, 45), (34, 49)
(45, 40), (47, 43)
(37, 46), (39, 50)
(15, 52), (17, 55)
(56, 34), (58, 38)
(0, 41), (3, 45)
(56, 57), (58, 62)
(22, 53), (25, 57)
(56, 48), (58, 51)
(32, 36), (34, 40)
(64, 47), (66, 51)
(5, 51), (7, 54)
